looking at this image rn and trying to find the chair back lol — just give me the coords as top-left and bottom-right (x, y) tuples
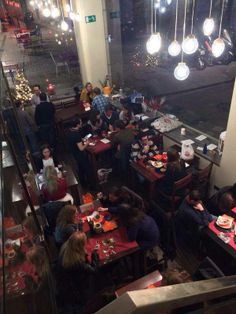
(173, 173), (192, 195)
(121, 186), (145, 210)
(197, 163), (213, 182)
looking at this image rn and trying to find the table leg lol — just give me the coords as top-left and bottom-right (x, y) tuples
(88, 152), (99, 188)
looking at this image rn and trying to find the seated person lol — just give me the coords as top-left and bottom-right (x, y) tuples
(157, 147), (187, 195)
(92, 87), (109, 113)
(97, 186), (131, 210)
(36, 144), (58, 172)
(55, 205), (78, 244)
(26, 245), (50, 288)
(119, 104), (135, 126)
(111, 120), (135, 171)
(130, 132), (159, 162)
(22, 216), (43, 246)
(88, 109), (105, 134)
(178, 190), (214, 230)
(42, 166), (73, 203)
(80, 82), (95, 106)
(24, 170), (41, 215)
(57, 232), (95, 314)
(207, 183), (236, 216)
(99, 203), (160, 250)
(101, 104), (119, 131)
(79, 116), (92, 138)
(67, 118), (91, 187)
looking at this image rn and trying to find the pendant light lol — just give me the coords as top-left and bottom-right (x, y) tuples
(182, 0), (198, 55)
(212, 0), (225, 58)
(146, 0), (162, 55)
(59, 0), (69, 31)
(168, 0), (181, 57)
(174, 0), (190, 80)
(43, 6), (51, 18)
(51, 7), (60, 19)
(203, 0), (214, 36)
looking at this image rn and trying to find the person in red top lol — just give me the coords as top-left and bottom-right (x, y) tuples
(42, 166), (73, 203)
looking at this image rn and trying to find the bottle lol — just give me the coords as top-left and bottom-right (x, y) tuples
(203, 143), (208, 155)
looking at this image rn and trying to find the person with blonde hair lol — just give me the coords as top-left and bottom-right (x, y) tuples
(42, 165), (73, 203)
(57, 231), (95, 313)
(54, 205), (78, 244)
(26, 245), (50, 284)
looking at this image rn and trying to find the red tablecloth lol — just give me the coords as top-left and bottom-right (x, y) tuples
(85, 227), (138, 263)
(87, 136), (112, 154)
(137, 160), (164, 180)
(232, 207), (236, 214)
(208, 220), (236, 250)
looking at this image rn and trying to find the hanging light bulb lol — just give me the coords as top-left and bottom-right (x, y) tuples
(168, 0), (180, 57)
(168, 40), (181, 57)
(43, 7), (51, 18)
(51, 7), (60, 19)
(211, 0), (225, 58)
(65, 4), (71, 12)
(203, 0), (214, 36)
(146, 33), (162, 55)
(203, 18), (214, 36)
(29, 0), (35, 6)
(212, 38), (225, 58)
(182, 34), (199, 54)
(69, 12), (75, 19)
(174, 62), (190, 81)
(61, 20), (69, 31)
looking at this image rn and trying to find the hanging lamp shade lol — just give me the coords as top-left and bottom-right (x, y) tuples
(174, 62), (190, 80)
(168, 40), (181, 57)
(61, 20), (69, 31)
(146, 33), (162, 55)
(182, 34), (199, 54)
(43, 7), (51, 18)
(212, 38), (225, 58)
(51, 7), (60, 19)
(203, 18), (215, 36)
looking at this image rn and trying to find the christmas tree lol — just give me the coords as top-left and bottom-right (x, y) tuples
(15, 71), (33, 102)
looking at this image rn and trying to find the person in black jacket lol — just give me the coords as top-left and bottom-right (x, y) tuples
(35, 93), (55, 147)
(157, 147), (187, 195)
(56, 231), (95, 314)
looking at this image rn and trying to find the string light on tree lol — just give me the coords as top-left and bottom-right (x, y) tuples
(15, 71), (33, 102)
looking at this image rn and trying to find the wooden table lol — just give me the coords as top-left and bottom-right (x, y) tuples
(130, 161), (164, 199)
(86, 137), (113, 187)
(115, 270), (162, 297)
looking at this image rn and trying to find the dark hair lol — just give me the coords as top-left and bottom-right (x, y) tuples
(230, 183), (236, 200)
(105, 103), (113, 112)
(89, 109), (100, 125)
(93, 87), (101, 95)
(138, 132), (149, 141)
(70, 117), (82, 128)
(40, 144), (52, 157)
(122, 104), (133, 121)
(189, 190), (202, 202)
(114, 120), (125, 130)
(15, 100), (22, 108)
(219, 192), (235, 212)
(33, 84), (41, 89)
(39, 92), (47, 102)
(167, 147), (180, 163)
(118, 204), (145, 227)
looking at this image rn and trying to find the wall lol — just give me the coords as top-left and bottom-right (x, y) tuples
(72, 0), (110, 87)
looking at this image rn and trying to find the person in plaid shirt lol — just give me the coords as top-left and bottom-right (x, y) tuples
(131, 132), (159, 162)
(92, 87), (109, 113)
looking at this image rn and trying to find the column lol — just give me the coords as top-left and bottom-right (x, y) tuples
(214, 79), (236, 187)
(72, 0), (110, 87)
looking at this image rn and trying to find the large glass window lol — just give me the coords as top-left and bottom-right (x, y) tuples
(106, 0), (236, 139)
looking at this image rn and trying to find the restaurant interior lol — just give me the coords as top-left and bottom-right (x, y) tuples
(0, 0), (236, 314)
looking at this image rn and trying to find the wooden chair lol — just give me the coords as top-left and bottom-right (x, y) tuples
(157, 173), (193, 212)
(49, 52), (70, 76)
(193, 163), (213, 200)
(121, 185), (145, 211)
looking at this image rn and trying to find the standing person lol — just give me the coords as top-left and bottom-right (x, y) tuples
(101, 104), (119, 131)
(92, 87), (109, 113)
(15, 100), (38, 153)
(56, 231), (96, 314)
(35, 93), (55, 147)
(111, 120), (135, 172)
(31, 84), (41, 108)
(67, 118), (91, 188)
(80, 82), (95, 106)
